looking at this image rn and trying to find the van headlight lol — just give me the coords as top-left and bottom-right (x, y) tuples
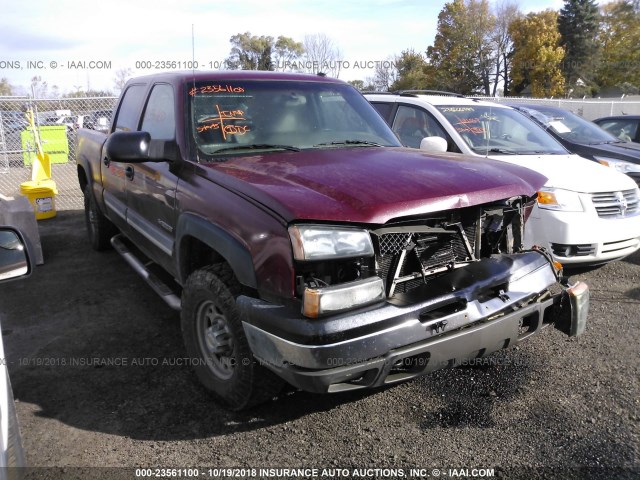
(537, 188), (584, 212)
(288, 225), (374, 260)
(595, 157), (640, 174)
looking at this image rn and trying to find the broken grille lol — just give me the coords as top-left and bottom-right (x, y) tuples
(374, 224), (477, 297)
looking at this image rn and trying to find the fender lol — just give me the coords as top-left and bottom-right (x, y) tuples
(175, 213), (257, 289)
(76, 131), (109, 213)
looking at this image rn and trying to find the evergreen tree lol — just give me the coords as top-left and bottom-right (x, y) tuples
(558, 0), (601, 89)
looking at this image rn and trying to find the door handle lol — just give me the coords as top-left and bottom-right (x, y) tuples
(103, 156), (110, 167)
(125, 166), (135, 180)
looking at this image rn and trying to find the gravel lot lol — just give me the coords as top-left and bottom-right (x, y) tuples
(0, 211), (638, 480)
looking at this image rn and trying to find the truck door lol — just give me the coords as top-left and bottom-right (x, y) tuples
(102, 84), (147, 233)
(125, 83), (179, 274)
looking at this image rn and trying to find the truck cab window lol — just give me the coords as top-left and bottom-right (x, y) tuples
(141, 84), (176, 140)
(113, 84), (146, 132)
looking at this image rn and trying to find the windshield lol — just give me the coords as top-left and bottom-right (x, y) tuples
(436, 104), (567, 155)
(520, 106), (619, 145)
(188, 80), (400, 157)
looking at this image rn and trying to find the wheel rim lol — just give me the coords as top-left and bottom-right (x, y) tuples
(196, 300), (235, 380)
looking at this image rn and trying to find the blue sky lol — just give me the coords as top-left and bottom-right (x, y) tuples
(0, 0), (568, 95)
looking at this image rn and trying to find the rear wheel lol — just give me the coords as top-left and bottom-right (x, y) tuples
(181, 264), (284, 410)
(83, 184), (117, 251)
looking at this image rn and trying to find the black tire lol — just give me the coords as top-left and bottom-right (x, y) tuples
(181, 264), (284, 410)
(84, 184), (117, 251)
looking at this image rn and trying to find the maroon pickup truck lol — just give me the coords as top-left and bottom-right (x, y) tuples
(75, 71), (588, 410)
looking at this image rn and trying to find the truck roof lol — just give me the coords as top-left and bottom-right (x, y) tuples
(124, 70), (345, 87)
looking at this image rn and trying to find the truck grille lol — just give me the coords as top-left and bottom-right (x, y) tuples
(378, 233), (412, 256)
(374, 225), (477, 296)
(592, 189), (639, 218)
(367, 198), (528, 299)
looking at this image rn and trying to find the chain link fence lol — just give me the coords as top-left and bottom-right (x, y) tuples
(2, 94), (640, 212)
(0, 96), (117, 211)
(474, 96), (640, 120)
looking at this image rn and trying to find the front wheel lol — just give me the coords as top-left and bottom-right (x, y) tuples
(83, 184), (117, 251)
(181, 265), (284, 410)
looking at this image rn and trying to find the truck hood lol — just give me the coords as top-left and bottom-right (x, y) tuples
(489, 153), (637, 193)
(201, 147), (547, 224)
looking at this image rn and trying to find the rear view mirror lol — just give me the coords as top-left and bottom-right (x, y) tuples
(419, 136), (448, 153)
(0, 227), (32, 282)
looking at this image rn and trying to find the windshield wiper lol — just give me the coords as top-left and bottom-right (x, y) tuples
(590, 140), (625, 145)
(212, 144), (301, 154)
(473, 147), (517, 155)
(314, 140), (383, 147)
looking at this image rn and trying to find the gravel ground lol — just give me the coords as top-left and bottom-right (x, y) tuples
(0, 211), (638, 480)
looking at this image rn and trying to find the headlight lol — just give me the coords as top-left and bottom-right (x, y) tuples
(595, 157), (640, 174)
(289, 225), (374, 260)
(303, 277), (385, 318)
(537, 188), (584, 212)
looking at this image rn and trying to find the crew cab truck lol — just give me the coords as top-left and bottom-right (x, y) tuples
(75, 71), (589, 410)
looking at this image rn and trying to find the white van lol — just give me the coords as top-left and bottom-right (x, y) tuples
(366, 92), (640, 265)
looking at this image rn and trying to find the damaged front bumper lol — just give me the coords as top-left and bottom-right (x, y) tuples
(238, 250), (589, 393)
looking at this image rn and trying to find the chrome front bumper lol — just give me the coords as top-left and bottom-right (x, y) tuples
(238, 251), (589, 393)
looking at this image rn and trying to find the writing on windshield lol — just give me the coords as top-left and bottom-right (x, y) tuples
(452, 117), (485, 135)
(196, 105), (251, 140)
(189, 85), (245, 96)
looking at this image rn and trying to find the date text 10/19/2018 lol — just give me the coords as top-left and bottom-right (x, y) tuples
(134, 468), (497, 478)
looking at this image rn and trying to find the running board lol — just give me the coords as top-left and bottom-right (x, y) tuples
(110, 234), (182, 311)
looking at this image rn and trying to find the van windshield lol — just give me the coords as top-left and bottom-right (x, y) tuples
(520, 106), (620, 145)
(437, 105), (567, 155)
(188, 80), (400, 157)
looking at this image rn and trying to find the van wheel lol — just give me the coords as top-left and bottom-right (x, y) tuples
(181, 264), (284, 410)
(83, 184), (116, 251)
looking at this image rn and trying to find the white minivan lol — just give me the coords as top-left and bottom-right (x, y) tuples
(366, 92), (640, 265)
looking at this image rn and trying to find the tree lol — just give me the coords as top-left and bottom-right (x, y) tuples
(426, 0), (496, 95)
(225, 32), (274, 71)
(30, 76), (48, 98)
(348, 80), (366, 90)
(303, 34), (342, 78)
(490, 1), (520, 96)
(113, 68), (133, 93)
(347, 79), (376, 91)
(558, 0), (601, 88)
(509, 10), (566, 97)
(0, 78), (12, 96)
(390, 49), (433, 91)
(597, 0), (640, 89)
(370, 56), (399, 92)
(64, 89), (114, 98)
(273, 36), (304, 71)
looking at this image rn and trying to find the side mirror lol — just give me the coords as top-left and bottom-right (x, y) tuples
(105, 131), (178, 163)
(419, 136), (448, 153)
(0, 227), (32, 283)
(105, 131), (151, 163)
